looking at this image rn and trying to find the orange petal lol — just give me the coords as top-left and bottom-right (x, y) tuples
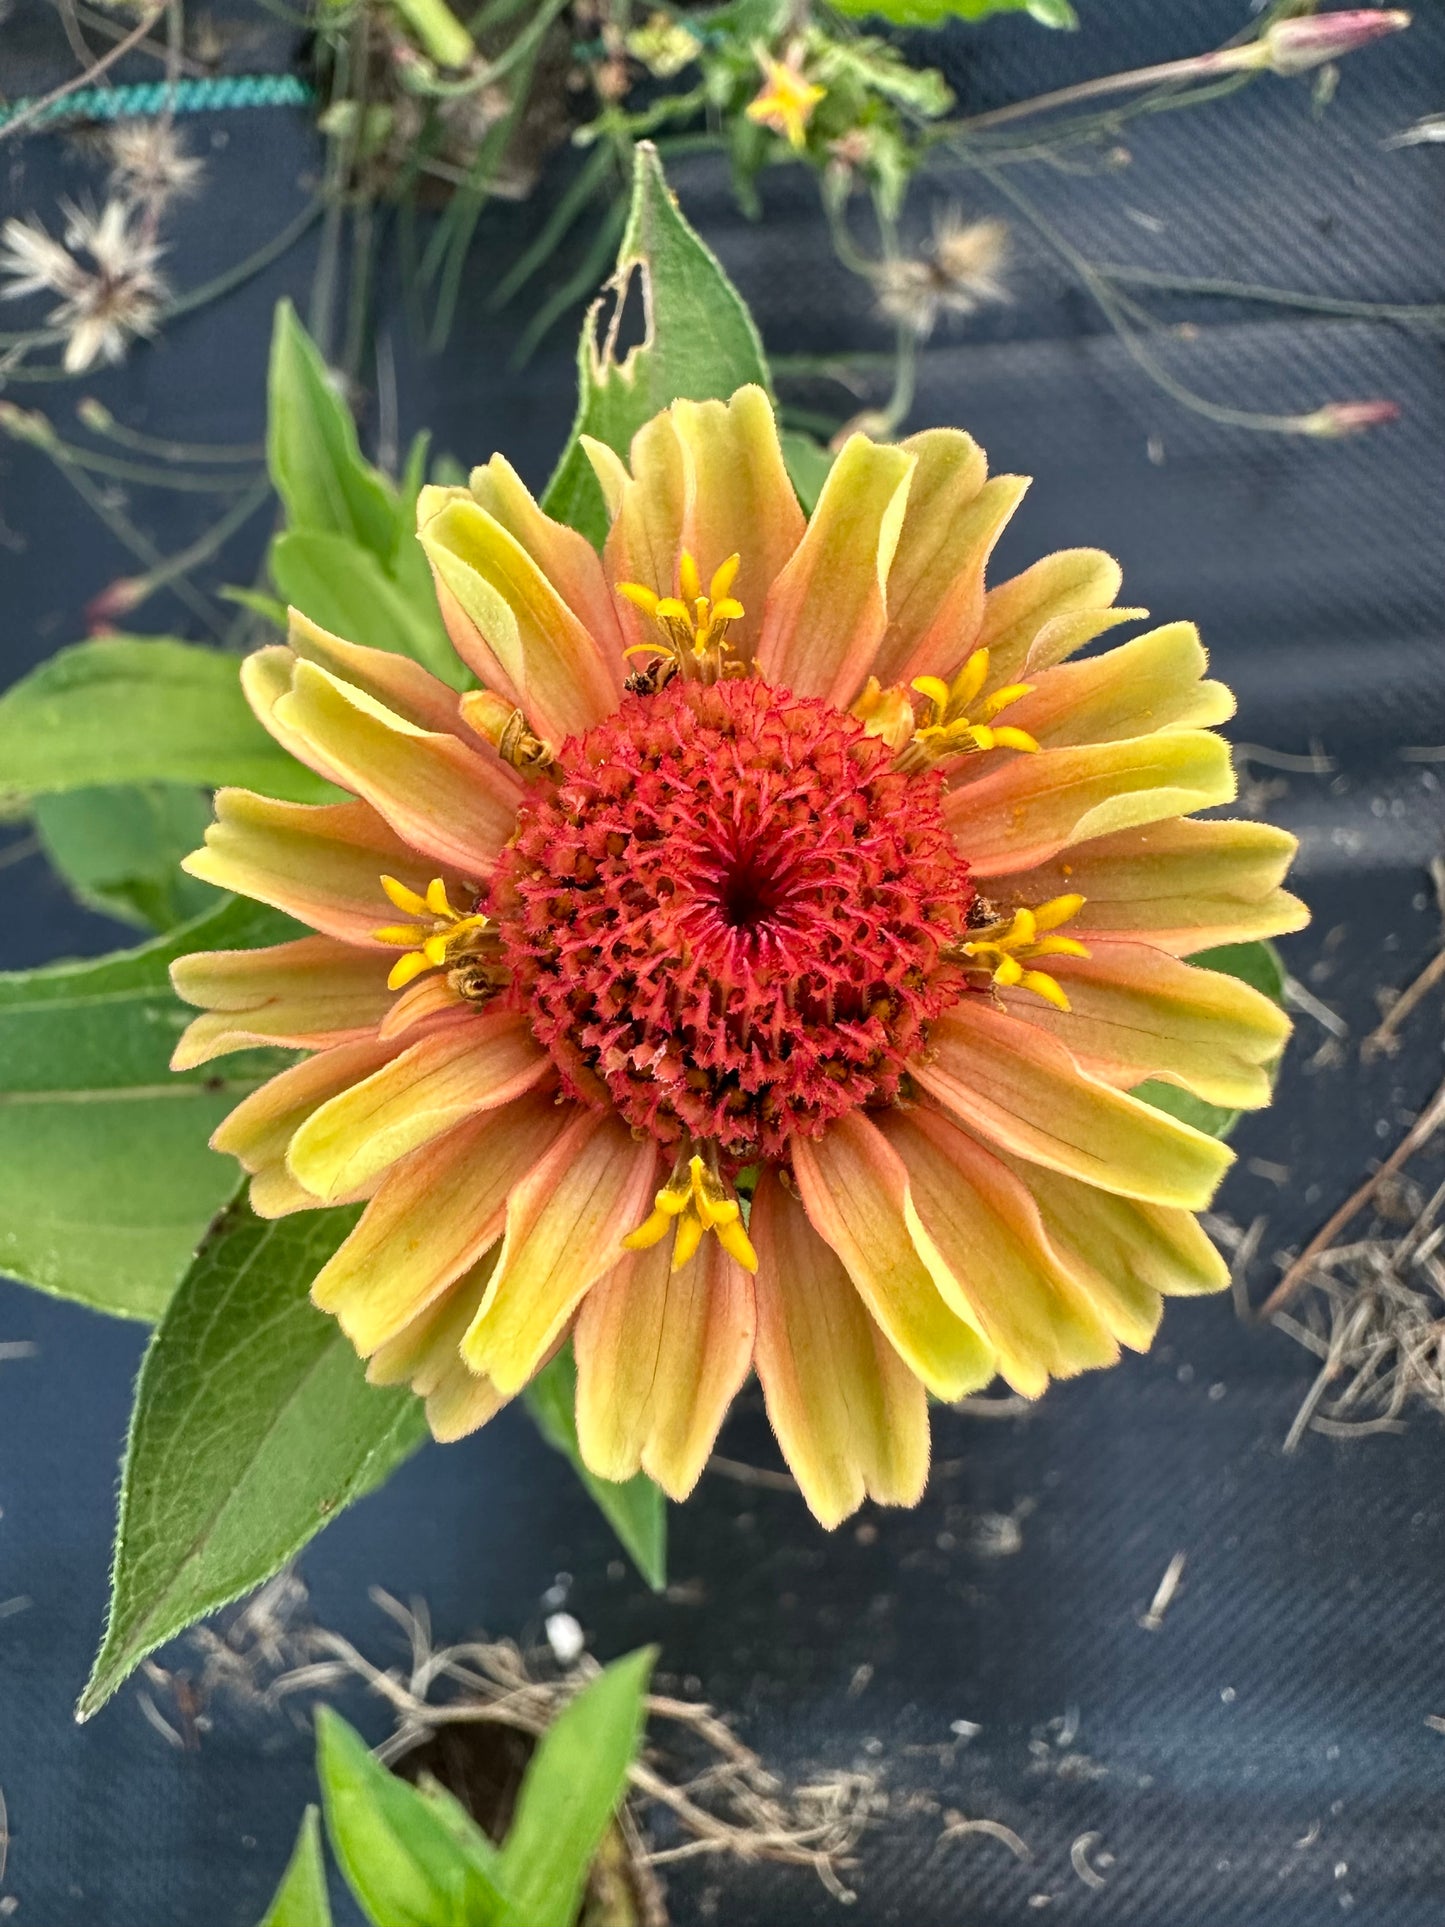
(998, 937), (1291, 1109)
(994, 623), (1234, 753)
(913, 997), (1233, 1208)
(287, 1007), (551, 1202)
(946, 730), (1236, 877)
(211, 1035), (401, 1215)
(755, 434), (915, 707)
(879, 1108), (1119, 1396)
(791, 1116), (996, 1400)
(273, 659), (521, 877)
(749, 1169), (928, 1529)
(367, 1252), (511, 1444)
(417, 489), (621, 745)
(462, 1111), (659, 1394)
(983, 816), (1308, 956)
(870, 431), (1028, 691)
(574, 1235), (755, 1500)
(170, 936), (395, 1068)
(314, 1090), (571, 1354)
(377, 968), (467, 1040)
(240, 645), (348, 790)
(286, 609), (475, 739)
(973, 549), (1128, 687)
(182, 790), (469, 948)
(468, 453), (627, 661)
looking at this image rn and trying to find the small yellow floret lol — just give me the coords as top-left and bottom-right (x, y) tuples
(623, 1152), (759, 1274)
(745, 48), (826, 150)
(907, 648), (1039, 762)
(617, 550), (746, 682)
(962, 894), (1089, 1011)
(372, 874), (491, 991)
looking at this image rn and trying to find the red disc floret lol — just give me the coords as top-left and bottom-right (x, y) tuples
(491, 677), (974, 1166)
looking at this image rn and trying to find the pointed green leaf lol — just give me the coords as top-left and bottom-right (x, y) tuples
(497, 1648), (654, 1927)
(0, 637), (328, 808)
(542, 142), (771, 545)
(0, 895), (297, 1319)
(830, 0), (1075, 22)
(524, 1349), (666, 1592)
(259, 1808), (333, 1927)
(267, 301), (399, 559)
(78, 1202), (428, 1718)
(316, 1708), (511, 1927)
(33, 783), (220, 930)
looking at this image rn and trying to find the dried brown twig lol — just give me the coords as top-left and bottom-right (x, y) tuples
(1363, 857), (1445, 1062)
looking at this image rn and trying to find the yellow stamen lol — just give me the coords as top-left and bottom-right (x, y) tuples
(622, 1150), (759, 1273)
(961, 893), (1089, 1010)
(372, 874), (491, 992)
(615, 549), (747, 684)
(902, 648), (1040, 768)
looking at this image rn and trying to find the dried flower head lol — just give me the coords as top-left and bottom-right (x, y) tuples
(105, 119), (205, 216)
(176, 388), (1305, 1526)
(874, 208), (1009, 338)
(0, 199), (167, 372)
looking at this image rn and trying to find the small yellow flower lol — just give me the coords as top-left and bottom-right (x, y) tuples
(372, 874), (491, 990)
(745, 47), (826, 151)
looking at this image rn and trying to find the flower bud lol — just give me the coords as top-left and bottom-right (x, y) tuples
(1262, 9), (1409, 76)
(1297, 399), (1402, 438)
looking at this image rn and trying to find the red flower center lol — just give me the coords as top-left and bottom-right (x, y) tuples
(492, 677), (975, 1165)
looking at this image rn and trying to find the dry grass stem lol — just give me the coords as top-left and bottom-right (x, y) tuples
(1364, 857), (1445, 1060)
(1138, 1551), (1187, 1632)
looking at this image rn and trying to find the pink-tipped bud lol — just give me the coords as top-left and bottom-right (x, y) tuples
(86, 576), (147, 626)
(1263, 10), (1410, 76)
(1298, 399), (1402, 438)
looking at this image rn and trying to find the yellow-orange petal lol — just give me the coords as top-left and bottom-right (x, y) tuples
(367, 1252), (511, 1444)
(749, 1170), (929, 1530)
(463, 1111), (659, 1395)
(287, 1007), (551, 1203)
(467, 452), (627, 660)
(169, 936), (395, 1068)
(870, 433), (1028, 692)
(210, 1035), (401, 1214)
(913, 998), (1233, 1209)
(946, 729), (1237, 877)
(994, 622), (1235, 753)
(983, 816), (1309, 956)
(377, 968), (467, 1040)
(879, 1108), (1119, 1397)
(313, 1089), (571, 1354)
(998, 937), (1291, 1110)
(181, 790), (459, 949)
(755, 434), (915, 708)
(286, 608), (472, 739)
(272, 659), (520, 877)
(791, 1116), (996, 1401)
(417, 489), (621, 745)
(240, 645), (349, 791)
(972, 548), (1128, 687)
(573, 1235), (755, 1501)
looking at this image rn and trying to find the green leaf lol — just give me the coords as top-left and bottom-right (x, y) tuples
(524, 1349), (667, 1592)
(830, 0), (1075, 22)
(269, 530), (461, 686)
(1135, 939), (1288, 1142)
(541, 142), (772, 546)
(0, 895), (296, 1320)
(267, 301), (399, 559)
(33, 783), (220, 931)
(0, 637), (329, 808)
(497, 1648), (654, 1927)
(316, 1708), (511, 1927)
(79, 1201), (429, 1718)
(259, 1808), (333, 1927)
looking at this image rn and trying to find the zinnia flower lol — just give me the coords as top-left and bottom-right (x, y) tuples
(175, 388), (1306, 1526)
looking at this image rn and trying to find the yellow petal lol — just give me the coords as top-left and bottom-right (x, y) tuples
(273, 659), (521, 878)
(463, 1112), (660, 1394)
(314, 1090), (571, 1354)
(288, 1008), (551, 1202)
(881, 1108), (1120, 1396)
(996, 622), (1234, 753)
(183, 791), (451, 947)
(211, 1036), (401, 1210)
(287, 608), (469, 736)
(756, 434), (915, 707)
(792, 1116), (998, 1400)
(240, 646), (348, 789)
(749, 1170), (929, 1530)
(871, 429), (1028, 691)
(466, 452), (626, 660)
(947, 729), (1237, 878)
(418, 492), (621, 746)
(367, 1252), (511, 1444)
(983, 816), (1309, 956)
(913, 997), (1233, 1209)
(999, 937), (1291, 1109)
(973, 548), (1128, 687)
(170, 936), (395, 1068)
(378, 968), (466, 1040)
(574, 1236), (755, 1500)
